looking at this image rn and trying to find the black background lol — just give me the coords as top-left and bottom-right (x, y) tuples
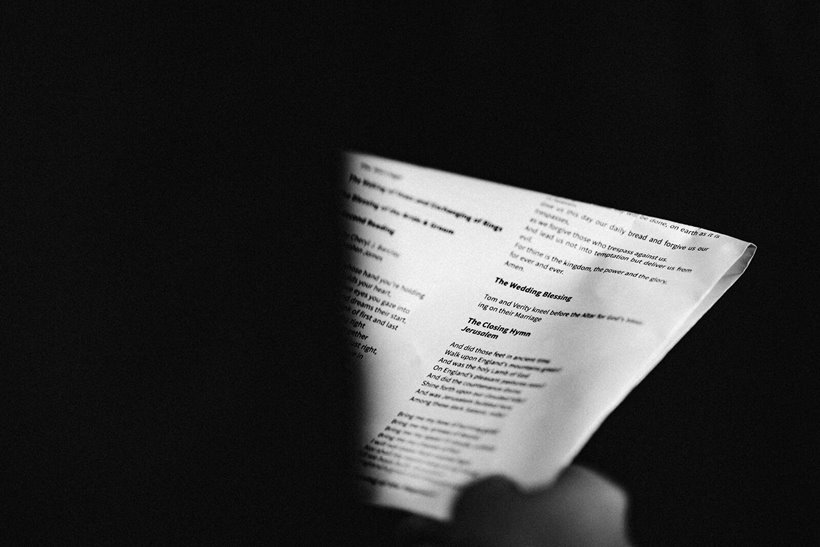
(7, 3), (815, 545)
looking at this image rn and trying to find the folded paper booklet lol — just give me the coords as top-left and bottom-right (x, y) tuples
(340, 151), (755, 519)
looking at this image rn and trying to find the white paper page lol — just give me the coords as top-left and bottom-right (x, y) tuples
(340, 152), (755, 520)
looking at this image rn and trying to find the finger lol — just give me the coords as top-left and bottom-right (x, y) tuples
(447, 476), (525, 546)
(452, 475), (522, 521)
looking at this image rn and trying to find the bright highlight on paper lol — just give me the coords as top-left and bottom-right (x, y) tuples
(340, 152), (755, 519)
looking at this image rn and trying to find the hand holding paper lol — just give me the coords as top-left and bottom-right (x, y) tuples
(340, 152), (755, 519)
